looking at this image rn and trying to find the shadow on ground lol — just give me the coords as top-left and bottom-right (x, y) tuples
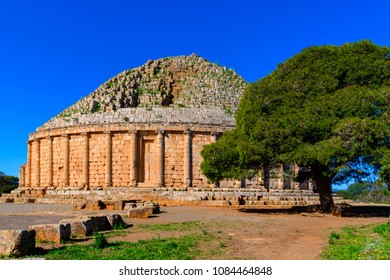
(238, 204), (390, 217)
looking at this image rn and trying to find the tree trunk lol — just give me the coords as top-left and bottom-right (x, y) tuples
(311, 165), (334, 212)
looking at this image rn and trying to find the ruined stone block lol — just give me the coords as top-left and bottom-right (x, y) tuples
(127, 206), (153, 219)
(60, 218), (95, 236)
(29, 223), (71, 243)
(86, 215), (112, 231)
(85, 199), (106, 210)
(123, 202), (137, 211)
(0, 229), (36, 257)
(107, 214), (127, 228)
(143, 201), (161, 214)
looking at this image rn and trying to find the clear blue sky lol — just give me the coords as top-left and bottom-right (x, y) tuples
(0, 0), (389, 178)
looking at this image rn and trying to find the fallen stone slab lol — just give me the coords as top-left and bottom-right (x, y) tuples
(79, 215), (112, 231)
(107, 214), (127, 228)
(85, 199), (106, 210)
(143, 201), (161, 214)
(0, 229), (36, 257)
(127, 206), (153, 219)
(59, 218), (95, 237)
(28, 223), (71, 243)
(60, 215), (116, 236)
(124, 201), (160, 214)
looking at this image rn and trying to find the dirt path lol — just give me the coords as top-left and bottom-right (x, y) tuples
(0, 204), (388, 259)
(121, 206), (388, 259)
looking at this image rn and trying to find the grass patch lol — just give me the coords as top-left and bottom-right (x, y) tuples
(24, 221), (232, 260)
(29, 234), (207, 260)
(135, 221), (204, 232)
(322, 220), (390, 260)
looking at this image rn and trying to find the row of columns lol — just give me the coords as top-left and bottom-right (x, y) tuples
(24, 130), (219, 189)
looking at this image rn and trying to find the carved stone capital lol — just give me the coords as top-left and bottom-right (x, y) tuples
(183, 129), (192, 136)
(156, 129), (165, 138)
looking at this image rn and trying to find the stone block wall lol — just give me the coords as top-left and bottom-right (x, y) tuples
(52, 136), (64, 187)
(69, 134), (84, 187)
(112, 133), (130, 187)
(164, 132), (185, 187)
(89, 133), (107, 187)
(21, 123), (228, 190)
(192, 133), (213, 187)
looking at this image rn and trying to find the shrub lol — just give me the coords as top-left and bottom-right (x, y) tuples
(93, 232), (108, 249)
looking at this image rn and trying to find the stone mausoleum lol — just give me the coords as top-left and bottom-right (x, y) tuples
(5, 54), (322, 207)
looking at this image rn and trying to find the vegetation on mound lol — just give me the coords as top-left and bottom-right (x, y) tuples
(322, 220), (390, 260)
(337, 181), (390, 204)
(0, 171), (18, 195)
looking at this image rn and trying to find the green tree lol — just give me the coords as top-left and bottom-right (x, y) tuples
(202, 40), (390, 211)
(337, 181), (374, 199)
(0, 171), (19, 194)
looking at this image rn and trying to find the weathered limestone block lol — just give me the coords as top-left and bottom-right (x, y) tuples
(101, 200), (123, 210)
(0, 230), (36, 257)
(84, 215), (112, 231)
(59, 218), (95, 237)
(127, 206), (153, 219)
(107, 214), (127, 228)
(29, 223), (71, 243)
(124, 201), (160, 214)
(85, 199), (106, 210)
(123, 202), (137, 211)
(143, 201), (161, 214)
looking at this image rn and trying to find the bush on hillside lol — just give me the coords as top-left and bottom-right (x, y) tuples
(337, 181), (390, 203)
(0, 171), (18, 195)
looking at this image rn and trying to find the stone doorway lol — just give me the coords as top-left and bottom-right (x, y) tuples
(138, 138), (156, 184)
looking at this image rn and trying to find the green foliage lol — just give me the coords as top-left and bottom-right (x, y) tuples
(136, 221), (203, 232)
(91, 101), (101, 113)
(373, 220), (390, 239)
(0, 171), (18, 195)
(202, 40), (390, 208)
(322, 221), (390, 259)
(200, 130), (258, 182)
(24, 220), (232, 260)
(93, 232), (108, 249)
(328, 232), (340, 245)
(337, 181), (390, 203)
(30, 235), (205, 260)
(337, 181), (374, 199)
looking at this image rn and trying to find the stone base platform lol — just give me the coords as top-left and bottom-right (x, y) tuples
(0, 187), (348, 209)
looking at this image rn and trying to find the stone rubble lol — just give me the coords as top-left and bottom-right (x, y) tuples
(28, 223), (71, 243)
(0, 229), (36, 257)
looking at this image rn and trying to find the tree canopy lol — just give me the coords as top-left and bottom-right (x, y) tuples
(201, 40), (390, 210)
(0, 171), (18, 194)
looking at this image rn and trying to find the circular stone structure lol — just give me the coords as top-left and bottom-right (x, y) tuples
(19, 54), (247, 190)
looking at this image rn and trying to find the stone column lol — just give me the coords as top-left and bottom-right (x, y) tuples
(234, 179), (245, 188)
(19, 165), (26, 187)
(308, 178), (313, 191)
(211, 132), (219, 142)
(105, 131), (112, 188)
(82, 133), (89, 189)
(47, 136), (53, 187)
(183, 130), (192, 188)
(26, 141), (32, 187)
(293, 164), (300, 190)
(211, 132), (220, 188)
(63, 134), (69, 187)
(157, 130), (165, 187)
(34, 139), (41, 187)
(277, 164), (284, 190)
(129, 131), (138, 187)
